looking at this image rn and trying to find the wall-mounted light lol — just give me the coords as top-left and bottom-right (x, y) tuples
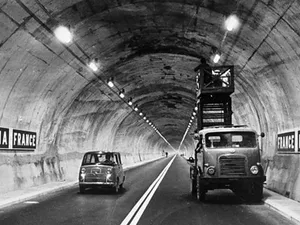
(194, 106), (198, 111)
(139, 112), (143, 116)
(225, 14), (239, 32)
(54, 25), (73, 44)
(128, 97), (133, 106)
(134, 105), (138, 111)
(119, 89), (125, 98)
(88, 58), (100, 72)
(191, 116), (194, 119)
(143, 116), (147, 120)
(193, 111), (196, 116)
(146, 120), (149, 123)
(107, 78), (114, 87)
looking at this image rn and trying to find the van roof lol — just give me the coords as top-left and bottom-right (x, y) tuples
(84, 151), (120, 154)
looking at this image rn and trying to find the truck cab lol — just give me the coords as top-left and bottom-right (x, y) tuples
(189, 125), (266, 201)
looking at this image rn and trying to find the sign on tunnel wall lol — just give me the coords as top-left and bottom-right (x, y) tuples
(0, 127), (36, 151)
(0, 127), (9, 148)
(277, 130), (299, 153)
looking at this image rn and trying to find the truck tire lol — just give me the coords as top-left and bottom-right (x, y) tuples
(249, 182), (263, 202)
(190, 178), (196, 196)
(196, 176), (206, 201)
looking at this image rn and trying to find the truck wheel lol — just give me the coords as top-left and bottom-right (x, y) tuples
(190, 178), (196, 196)
(249, 182), (263, 202)
(196, 176), (206, 201)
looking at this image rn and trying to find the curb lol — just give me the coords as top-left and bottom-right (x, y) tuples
(262, 189), (300, 225)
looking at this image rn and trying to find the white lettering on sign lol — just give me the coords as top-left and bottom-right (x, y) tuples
(13, 129), (36, 149)
(277, 132), (295, 152)
(0, 131), (8, 145)
(0, 128), (9, 148)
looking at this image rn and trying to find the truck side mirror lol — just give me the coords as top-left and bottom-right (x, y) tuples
(187, 157), (194, 163)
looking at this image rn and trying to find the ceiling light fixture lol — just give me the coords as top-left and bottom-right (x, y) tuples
(213, 53), (221, 63)
(88, 58), (99, 72)
(119, 89), (125, 98)
(54, 25), (73, 44)
(225, 14), (239, 32)
(107, 78), (114, 87)
(128, 97), (133, 106)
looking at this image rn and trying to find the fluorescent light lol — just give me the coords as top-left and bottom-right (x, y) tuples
(54, 26), (73, 44)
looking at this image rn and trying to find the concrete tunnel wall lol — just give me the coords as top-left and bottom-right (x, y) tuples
(1, 0), (300, 202)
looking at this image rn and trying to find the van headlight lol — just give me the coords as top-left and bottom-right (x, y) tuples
(106, 173), (112, 181)
(250, 165), (259, 175)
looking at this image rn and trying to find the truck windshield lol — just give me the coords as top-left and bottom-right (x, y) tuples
(205, 132), (257, 148)
(82, 153), (115, 165)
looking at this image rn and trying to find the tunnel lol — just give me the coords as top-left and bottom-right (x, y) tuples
(0, 0), (300, 204)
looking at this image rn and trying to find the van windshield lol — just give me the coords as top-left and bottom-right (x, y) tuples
(82, 153), (115, 165)
(205, 132), (257, 148)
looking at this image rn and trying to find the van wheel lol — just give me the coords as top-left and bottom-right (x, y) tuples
(114, 179), (119, 193)
(119, 176), (125, 190)
(79, 186), (85, 194)
(196, 176), (206, 201)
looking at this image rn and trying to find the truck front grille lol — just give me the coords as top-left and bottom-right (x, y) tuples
(219, 155), (246, 176)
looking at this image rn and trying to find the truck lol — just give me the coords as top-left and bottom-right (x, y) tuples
(189, 63), (266, 202)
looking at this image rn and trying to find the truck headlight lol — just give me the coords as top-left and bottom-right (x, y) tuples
(250, 165), (259, 175)
(207, 166), (216, 175)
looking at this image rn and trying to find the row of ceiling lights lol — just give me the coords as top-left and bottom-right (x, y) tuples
(178, 14), (240, 151)
(53, 25), (174, 148)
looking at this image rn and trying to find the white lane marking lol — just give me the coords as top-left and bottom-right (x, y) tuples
(120, 155), (176, 225)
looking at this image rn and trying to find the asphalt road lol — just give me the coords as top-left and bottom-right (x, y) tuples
(0, 155), (297, 225)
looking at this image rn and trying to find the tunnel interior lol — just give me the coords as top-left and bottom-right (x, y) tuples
(1, 0), (300, 201)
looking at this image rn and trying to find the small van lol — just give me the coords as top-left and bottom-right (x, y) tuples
(78, 151), (125, 194)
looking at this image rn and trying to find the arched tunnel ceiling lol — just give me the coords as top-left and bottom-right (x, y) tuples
(1, 0), (300, 151)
